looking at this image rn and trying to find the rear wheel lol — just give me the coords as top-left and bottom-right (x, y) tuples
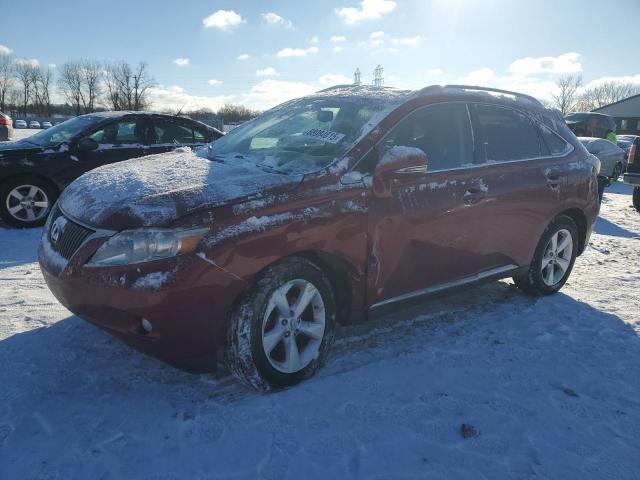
(633, 187), (640, 213)
(226, 257), (336, 391)
(0, 176), (57, 228)
(513, 215), (578, 296)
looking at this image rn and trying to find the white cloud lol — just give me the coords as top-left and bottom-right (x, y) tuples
(0, 44), (12, 55)
(583, 74), (640, 89)
(336, 0), (396, 24)
(369, 31), (385, 39)
(202, 10), (245, 30)
(311, 36), (320, 44)
(333, 46), (344, 53)
(207, 79), (223, 86)
(15, 58), (39, 67)
(173, 58), (189, 67)
(456, 67), (558, 100)
(426, 68), (443, 75)
(256, 67), (279, 77)
(319, 73), (351, 86)
(276, 46), (319, 57)
(147, 85), (232, 112)
(330, 36), (346, 43)
(237, 53), (250, 60)
(262, 12), (293, 28)
(242, 79), (316, 110)
(391, 35), (421, 47)
(48, 63), (57, 69)
(508, 52), (582, 76)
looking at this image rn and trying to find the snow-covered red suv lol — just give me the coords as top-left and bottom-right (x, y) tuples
(39, 85), (600, 390)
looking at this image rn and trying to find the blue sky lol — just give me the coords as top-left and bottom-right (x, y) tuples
(2, 0), (639, 111)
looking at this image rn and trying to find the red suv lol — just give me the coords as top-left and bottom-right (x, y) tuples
(39, 85), (600, 390)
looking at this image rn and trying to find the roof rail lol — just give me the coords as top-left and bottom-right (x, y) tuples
(419, 84), (543, 106)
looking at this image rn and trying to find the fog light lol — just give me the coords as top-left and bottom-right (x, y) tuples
(141, 318), (153, 333)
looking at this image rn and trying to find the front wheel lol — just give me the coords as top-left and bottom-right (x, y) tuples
(0, 176), (58, 228)
(633, 187), (640, 213)
(226, 257), (336, 391)
(513, 215), (578, 296)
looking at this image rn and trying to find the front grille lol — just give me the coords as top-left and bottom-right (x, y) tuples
(48, 207), (94, 259)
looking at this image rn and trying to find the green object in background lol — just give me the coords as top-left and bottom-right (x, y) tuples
(607, 131), (617, 144)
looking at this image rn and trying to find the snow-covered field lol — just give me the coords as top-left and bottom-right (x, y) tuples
(4, 128), (41, 143)
(1, 183), (639, 479)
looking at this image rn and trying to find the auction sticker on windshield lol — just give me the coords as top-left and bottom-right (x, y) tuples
(302, 128), (346, 144)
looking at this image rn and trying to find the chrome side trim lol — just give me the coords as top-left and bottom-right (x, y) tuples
(394, 165), (429, 175)
(369, 264), (519, 311)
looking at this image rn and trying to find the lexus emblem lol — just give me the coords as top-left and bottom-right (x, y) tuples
(50, 219), (62, 244)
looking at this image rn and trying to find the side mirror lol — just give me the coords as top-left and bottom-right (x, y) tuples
(372, 146), (428, 198)
(77, 138), (99, 152)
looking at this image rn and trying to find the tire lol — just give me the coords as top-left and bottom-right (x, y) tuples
(513, 215), (579, 296)
(633, 187), (640, 213)
(0, 176), (58, 228)
(227, 257), (336, 391)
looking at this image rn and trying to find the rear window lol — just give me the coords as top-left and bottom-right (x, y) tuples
(474, 104), (541, 162)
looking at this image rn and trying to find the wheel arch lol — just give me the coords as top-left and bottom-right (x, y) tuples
(556, 208), (588, 255)
(1, 173), (61, 198)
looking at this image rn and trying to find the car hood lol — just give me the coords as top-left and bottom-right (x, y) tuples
(58, 148), (303, 230)
(0, 140), (43, 158)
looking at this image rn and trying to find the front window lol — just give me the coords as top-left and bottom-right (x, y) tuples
(206, 96), (394, 174)
(22, 115), (100, 147)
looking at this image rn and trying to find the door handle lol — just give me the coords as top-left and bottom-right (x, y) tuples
(463, 189), (486, 205)
(546, 173), (561, 187)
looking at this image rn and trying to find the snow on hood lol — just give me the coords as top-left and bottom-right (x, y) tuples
(58, 148), (303, 229)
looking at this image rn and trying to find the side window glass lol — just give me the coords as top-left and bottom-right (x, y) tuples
(88, 119), (148, 145)
(475, 104), (541, 162)
(540, 125), (571, 156)
(375, 103), (474, 172)
(153, 118), (195, 144)
(193, 126), (208, 142)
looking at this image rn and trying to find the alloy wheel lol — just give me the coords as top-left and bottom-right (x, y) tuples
(261, 279), (326, 374)
(541, 229), (573, 286)
(6, 185), (50, 223)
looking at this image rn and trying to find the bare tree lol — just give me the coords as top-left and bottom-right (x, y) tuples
(14, 60), (37, 117)
(104, 60), (154, 111)
(37, 66), (54, 117)
(80, 60), (102, 113)
(58, 61), (84, 115)
(0, 53), (13, 112)
(579, 81), (640, 111)
(551, 74), (582, 115)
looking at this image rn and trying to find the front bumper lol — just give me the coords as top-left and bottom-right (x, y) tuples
(623, 172), (640, 186)
(39, 235), (246, 373)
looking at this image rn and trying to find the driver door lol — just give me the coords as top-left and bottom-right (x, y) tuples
(365, 102), (495, 308)
(74, 117), (148, 171)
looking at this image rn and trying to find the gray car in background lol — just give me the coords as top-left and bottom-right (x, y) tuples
(578, 137), (626, 179)
(0, 112), (13, 141)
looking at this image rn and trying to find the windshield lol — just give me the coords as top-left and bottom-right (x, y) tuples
(24, 115), (101, 147)
(564, 113), (589, 122)
(207, 96), (394, 174)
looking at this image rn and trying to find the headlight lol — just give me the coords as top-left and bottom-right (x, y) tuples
(87, 227), (210, 266)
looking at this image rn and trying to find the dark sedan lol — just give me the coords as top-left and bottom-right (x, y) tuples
(0, 111), (223, 227)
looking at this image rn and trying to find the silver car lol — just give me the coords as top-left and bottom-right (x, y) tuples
(578, 137), (626, 180)
(14, 119), (27, 129)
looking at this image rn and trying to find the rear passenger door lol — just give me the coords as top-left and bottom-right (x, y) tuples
(468, 103), (573, 270)
(147, 116), (205, 155)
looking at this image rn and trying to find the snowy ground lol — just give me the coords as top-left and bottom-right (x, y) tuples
(1, 183), (639, 479)
(3, 128), (40, 143)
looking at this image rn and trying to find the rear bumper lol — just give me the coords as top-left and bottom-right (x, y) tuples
(39, 237), (246, 373)
(623, 172), (640, 186)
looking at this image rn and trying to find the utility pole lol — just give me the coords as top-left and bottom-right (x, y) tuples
(353, 68), (361, 85)
(373, 65), (384, 87)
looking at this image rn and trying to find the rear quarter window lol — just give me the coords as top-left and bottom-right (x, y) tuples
(540, 125), (571, 156)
